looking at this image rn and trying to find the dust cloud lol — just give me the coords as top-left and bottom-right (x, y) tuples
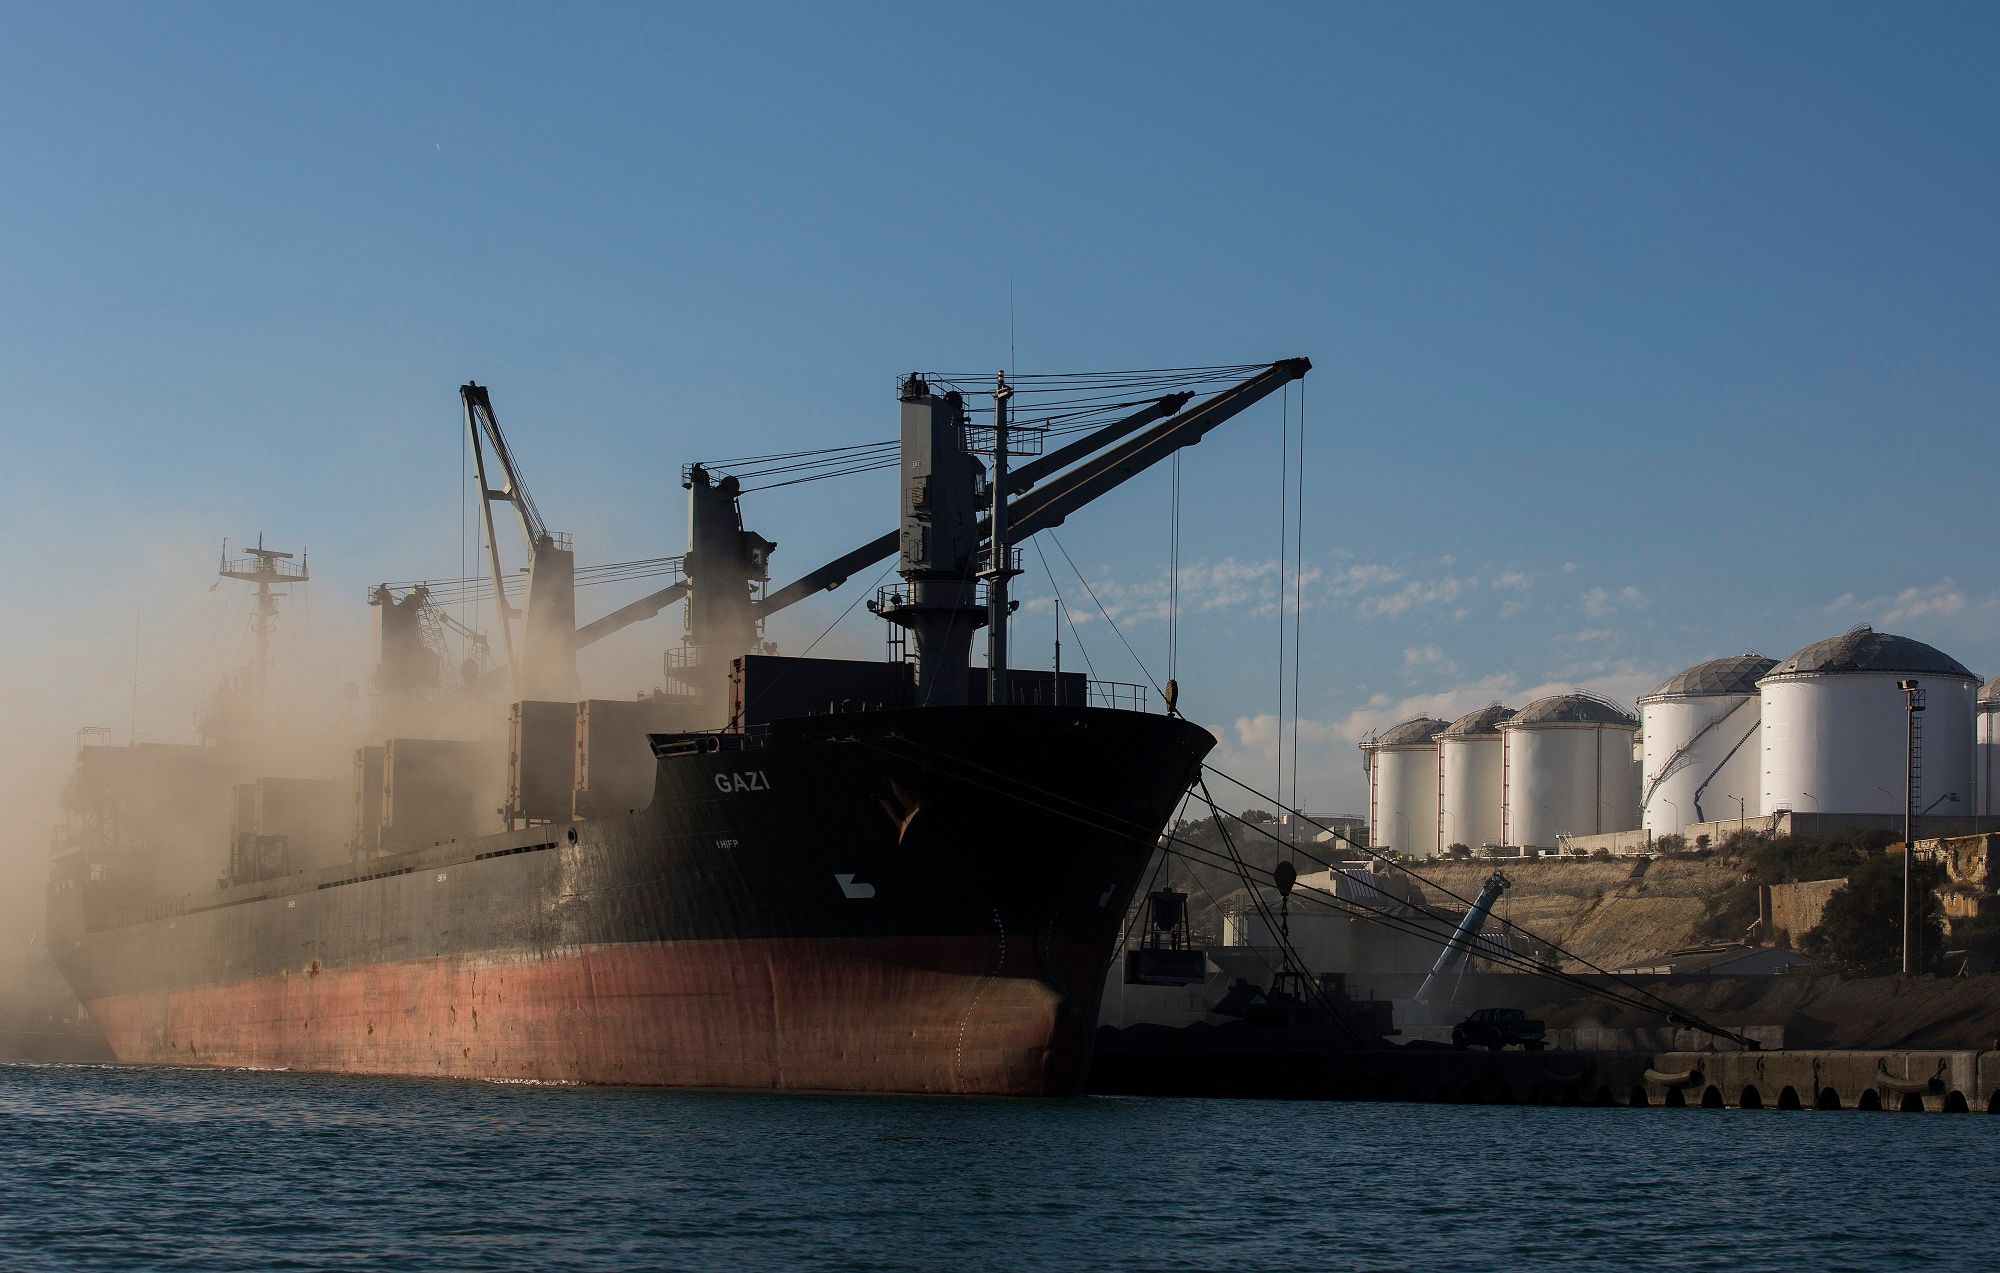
(0, 526), (747, 1056)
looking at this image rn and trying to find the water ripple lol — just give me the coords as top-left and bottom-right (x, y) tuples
(0, 1063), (1995, 1270)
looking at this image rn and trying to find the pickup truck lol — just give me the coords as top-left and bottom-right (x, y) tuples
(1451, 1007), (1548, 1051)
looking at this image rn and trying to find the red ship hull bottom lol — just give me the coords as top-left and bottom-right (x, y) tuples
(83, 938), (1109, 1097)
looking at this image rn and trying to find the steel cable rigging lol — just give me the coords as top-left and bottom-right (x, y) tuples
(844, 726), (1758, 1047)
(1196, 765), (1759, 1042)
(694, 365), (1271, 493)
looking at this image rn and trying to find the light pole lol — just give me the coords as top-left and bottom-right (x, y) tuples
(1658, 797), (1680, 838)
(1899, 679), (1925, 976)
(1723, 792), (1747, 839)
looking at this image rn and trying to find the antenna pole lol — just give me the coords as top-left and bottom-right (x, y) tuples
(129, 611), (141, 744)
(1901, 679), (1925, 975)
(983, 371), (1016, 705)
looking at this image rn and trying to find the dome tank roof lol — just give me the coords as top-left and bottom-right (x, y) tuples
(1440, 703), (1516, 739)
(1762, 626), (1974, 681)
(1364, 716), (1449, 748)
(1505, 692), (1638, 728)
(1642, 654), (1778, 702)
(1982, 676), (2000, 705)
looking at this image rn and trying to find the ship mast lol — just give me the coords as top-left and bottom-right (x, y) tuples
(981, 372), (1018, 704)
(219, 533), (308, 719)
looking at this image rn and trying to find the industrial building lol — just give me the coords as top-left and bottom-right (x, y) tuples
(1979, 677), (2000, 817)
(1499, 694), (1641, 851)
(1360, 716), (1448, 857)
(1386, 624), (1992, 859)
(1438, 704), (1515, 852)
(1638, 654), (1774, 838)
(1361, 694), (1646, 858)
(1757, 627), (1978, 821)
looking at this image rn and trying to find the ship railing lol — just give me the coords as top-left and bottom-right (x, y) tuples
(962, 421), (1047, 458)
(870, 581), (996, 616)
(662, 644), (699, 670)
(220, 555), (309, 581)
(977, 544), (1024, 577)
(1086, 680), (1151, 713)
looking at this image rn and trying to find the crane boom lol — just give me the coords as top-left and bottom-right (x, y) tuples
(1005, 358), (1309, 541)
(459, 382), (579, 701)
(574, 580), (691, 649)
(1003, 390), (1194, 495)
(753, 387), (1209, 622)
(462, 383), (548, 550)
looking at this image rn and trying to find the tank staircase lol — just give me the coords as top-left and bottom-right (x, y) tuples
(1641, 697), (1755, 824)
(1641, 734), (1707, 810)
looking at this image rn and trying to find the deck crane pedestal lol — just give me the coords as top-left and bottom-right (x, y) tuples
(679, 464), (777, 710)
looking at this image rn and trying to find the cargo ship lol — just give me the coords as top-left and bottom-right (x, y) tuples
(46, 359), (1307, 1095)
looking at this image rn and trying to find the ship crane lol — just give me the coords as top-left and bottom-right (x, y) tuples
(462, 382), (580, 702)
(541, 381), (1218, 682)
(420, 360), (1306, 718)
(765, 358), (1310, 705)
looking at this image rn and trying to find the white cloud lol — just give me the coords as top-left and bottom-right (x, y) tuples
(1323, 563), (1407, 596)
(1403, 644), (1457, 675)
(1819, 579), (1972, 628)
(1561, 562), (1578, 574)
(1580, 584), (1648, 619)
(1491, 571), (1530, 591)
(1033, 555), (1426, 628)
(1358, 575), (1471, 619)
(1571, 628), (1616, 642)
(1203, 658), (1670, 814)
(1499, 600), (1524, 620)
(1879, 581), (1966, 625)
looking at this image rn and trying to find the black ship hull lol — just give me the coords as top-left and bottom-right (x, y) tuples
(49, 706), (1210, 1095)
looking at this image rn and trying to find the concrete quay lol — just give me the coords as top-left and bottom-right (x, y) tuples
(1643, 1049), (1998, 1112)
(1089, 1028), (2000, 1111)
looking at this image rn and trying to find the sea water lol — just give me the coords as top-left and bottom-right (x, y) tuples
(0, 1062), (1991, 1271)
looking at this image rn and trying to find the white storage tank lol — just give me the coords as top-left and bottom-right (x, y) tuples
(1437, 704), (1515, 851)
(1638, 654), (1775, 838)
(1501, 693), (1641, 851)
(1980, 678), (2000, 817)
(1759, 626), (1978, 819)
(1361, 716), (1448, 858)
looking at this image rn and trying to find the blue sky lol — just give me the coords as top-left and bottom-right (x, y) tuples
(2, 1), (1996, 821)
